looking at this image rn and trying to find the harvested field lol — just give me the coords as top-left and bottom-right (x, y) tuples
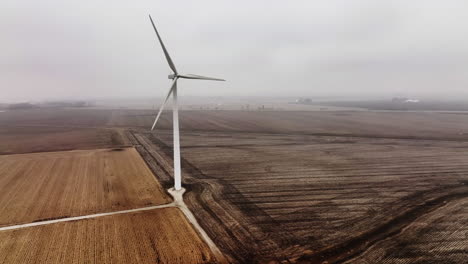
(344, 197), (468, 264)
(0, 208), (216, 264)
(129, 110), (468, 263)
(0, 147), (170, 227)
(0, 108), (114, 127)
(6, 108), (468, 140)
(0, 126), (128, 155)
(3, 108), (468, 263)
(111, 109), (468, 140)
(0, 109), (129, 154)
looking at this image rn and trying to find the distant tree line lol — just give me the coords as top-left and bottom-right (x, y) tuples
(6, 101), (93, 110)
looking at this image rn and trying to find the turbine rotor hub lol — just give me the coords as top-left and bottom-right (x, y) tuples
(168, 74), (177, 79)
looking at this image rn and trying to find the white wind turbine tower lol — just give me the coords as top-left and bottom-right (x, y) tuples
(148, 15), (225, 191)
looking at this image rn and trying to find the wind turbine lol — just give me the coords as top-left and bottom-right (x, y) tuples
(148, 15), (225, 191)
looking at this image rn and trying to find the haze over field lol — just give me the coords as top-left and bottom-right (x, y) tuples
(2, 0), (468, 102)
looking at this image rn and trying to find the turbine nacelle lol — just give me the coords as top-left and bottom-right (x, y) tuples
(168, 73), (225, 81)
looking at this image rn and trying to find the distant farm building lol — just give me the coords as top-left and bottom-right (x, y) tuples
(392, 97), (420, 103)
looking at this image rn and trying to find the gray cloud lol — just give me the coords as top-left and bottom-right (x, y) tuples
(2, 0), (468, 101)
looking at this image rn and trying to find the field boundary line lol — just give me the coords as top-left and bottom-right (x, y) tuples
(133, 132), (229, 263)
(0, 146), (135, 157)
(0, 203), (175, 232)
(168, 188), (230, 264)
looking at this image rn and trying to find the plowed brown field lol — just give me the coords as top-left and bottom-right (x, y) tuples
(109, 109), (468, 141)
(0, 126), (129, 155)
(128, 110), (468, 263)
(0, 208), (216, 264)
(0, 147), (171, 227)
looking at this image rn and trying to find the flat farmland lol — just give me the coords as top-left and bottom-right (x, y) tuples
(0, 126), (128, 155)
(3, 108), (468, 263)
(0, 147), (170, 227)
(0, 109), (129, 154)
(128, 110), (468, 263)
(0, 108), (114, 127)
(111, 109), (468, 140)
(0, 208), (216, 264)
(345, 197), (468, 264)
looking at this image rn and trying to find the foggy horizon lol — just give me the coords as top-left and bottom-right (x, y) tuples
(3, 0), (468, 102)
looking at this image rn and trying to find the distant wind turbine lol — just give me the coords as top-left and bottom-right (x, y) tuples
(148, 15), (225, 191)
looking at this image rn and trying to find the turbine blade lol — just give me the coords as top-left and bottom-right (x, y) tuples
(149, 15), (178, 74)
(178, 74), (225, 81)
(151, 79), (177, 131)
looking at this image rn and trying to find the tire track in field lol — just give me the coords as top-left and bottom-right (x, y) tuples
(296, 185), (468, 264)
(134, 131), (306, 263)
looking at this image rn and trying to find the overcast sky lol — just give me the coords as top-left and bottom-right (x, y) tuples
(2, 0), (468, 102)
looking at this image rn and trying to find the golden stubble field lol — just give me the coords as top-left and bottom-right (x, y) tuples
(0, 109), (223, 264)
(0, 147), (171, 227)
(0, 208), (217, 264)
